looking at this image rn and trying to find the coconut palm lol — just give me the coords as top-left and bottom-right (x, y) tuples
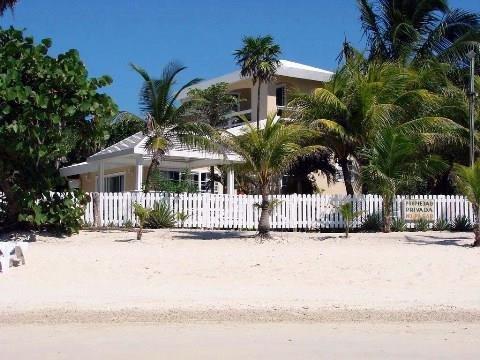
(452, 161), (480, 247)
(131, 62), (215, 190)
(361, 127), (446, 232)
(188, 82), (239, 193)
(358, 0), (480, 66)
(0, 0), (17, 16)
(219, 113), (319, 237)
(234, 35), (281, 128)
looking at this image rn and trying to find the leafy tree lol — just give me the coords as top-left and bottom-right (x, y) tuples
(361, 127), (446, 232)
(130, 62), (215, 190)
(0, 0), (17, 16)
(188, 82), (238, 193)
(0, 28), (117, 230)
(234, 35), (281, 128)
(452, 161), (480, 247)
(357, 0), (480, 66)
(219, 114), (319, 238)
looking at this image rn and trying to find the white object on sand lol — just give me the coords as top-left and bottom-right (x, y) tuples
(0, 242), (27, 273)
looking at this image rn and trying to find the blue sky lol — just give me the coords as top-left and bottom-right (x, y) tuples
(2, 0), (480, 115)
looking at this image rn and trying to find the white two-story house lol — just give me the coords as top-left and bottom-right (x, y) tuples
(60, 59), (346, 194)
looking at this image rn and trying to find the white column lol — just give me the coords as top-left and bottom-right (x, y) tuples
(135, 157), (143, 191)
(98, 160), (105, 192)
(227, 169), (235, 195)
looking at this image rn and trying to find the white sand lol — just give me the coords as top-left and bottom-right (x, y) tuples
(2, 322), (480, 359)
(1, 229), (479, 323)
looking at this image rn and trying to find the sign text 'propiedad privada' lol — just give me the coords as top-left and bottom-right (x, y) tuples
(403, 199), (435, 222)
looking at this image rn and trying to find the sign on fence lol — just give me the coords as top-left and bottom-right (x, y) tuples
(403, 199), (435, 222)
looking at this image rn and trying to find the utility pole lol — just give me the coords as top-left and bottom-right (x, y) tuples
(467, 49), (477, 167)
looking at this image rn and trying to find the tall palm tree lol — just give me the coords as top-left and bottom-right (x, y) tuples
(0, 0), (17, 16)
(453, 161), (480, 247)
(358, 0), (480, 66)
(219, 113), (319, 238)
(131, 61), (215, 190)
(361, 127), (446, 232)
(188, 82), (239, 193)
(234, 35), (281, 128)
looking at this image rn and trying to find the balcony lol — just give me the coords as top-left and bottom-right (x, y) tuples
(224, 109), (252, 128)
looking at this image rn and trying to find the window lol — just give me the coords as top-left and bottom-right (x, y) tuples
(96, 173), (125, 192)
(276, 85), (286, 116)
(192, 172), (210, 193)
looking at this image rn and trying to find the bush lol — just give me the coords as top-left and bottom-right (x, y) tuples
(360, 213), (383, 232)
(433, 219), (450, 231)
(391, 217), (407, 232)
(17, 191), (89, 235)
(451, 215), (472, 231)
(414, 218), (430, 232)
(148, 169), (197, 193)
(144, 201), (175, 229)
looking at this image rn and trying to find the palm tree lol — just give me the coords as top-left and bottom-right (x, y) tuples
(234, 35), (281, 128)
(0, 0), (17, 16)
(361, 127), (446, 232)
(219, 113), (319, 238)
(452, 161), (480, 247)
(357, 0), (480, 66)
(188, 82), (239, 193)
(131, 61), (215, 190)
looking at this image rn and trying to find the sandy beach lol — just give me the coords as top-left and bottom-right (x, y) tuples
(1, 229), (480, 358)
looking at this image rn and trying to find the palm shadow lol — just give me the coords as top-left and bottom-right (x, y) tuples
(404, 234), (472, 247)
(172, 230), (254, 240)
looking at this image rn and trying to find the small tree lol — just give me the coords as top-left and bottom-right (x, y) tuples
(234, 35), (281, 128)
(220, 113), (319, 238)
(338, 201), (362, 238)
(133, 203), (151, 240)
(453, 161), (480, 247)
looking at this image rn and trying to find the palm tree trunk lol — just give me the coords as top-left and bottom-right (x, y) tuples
(339, 158), (354, 196)
(257, 186), (270, 238)
(256, 81), (261, 129)
(474, 206), (480, 247)
(383, 195), (392, 233)
(210, 166), (215, 194)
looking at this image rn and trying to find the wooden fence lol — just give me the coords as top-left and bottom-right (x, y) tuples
(83, 192), (475, 230)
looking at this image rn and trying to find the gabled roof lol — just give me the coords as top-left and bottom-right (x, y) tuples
(88, 132), (147, 161)
(179, 59), (333, 99)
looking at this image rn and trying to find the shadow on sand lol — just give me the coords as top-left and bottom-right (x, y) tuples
(404, 234), (472, 248)
(172, 230), (254, 241)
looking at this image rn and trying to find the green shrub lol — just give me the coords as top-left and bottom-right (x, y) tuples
(360, 213), (383, 232)
(391, 217), (407, 232)
(148, 169), (197, 193)
(144, 201), (175, 229)
(176, 212), (188, 228)
(451, 215), (472, 231)
(414, 218), (430, 231)
(133, 202), (152, 240)
(337, 201), (363, 237)
(123, 219), (134, 228)
(18, 191), (88, 235)
(433, 219), (450, 231)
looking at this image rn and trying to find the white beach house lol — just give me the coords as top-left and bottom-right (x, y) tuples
(60, 59), (346, 194)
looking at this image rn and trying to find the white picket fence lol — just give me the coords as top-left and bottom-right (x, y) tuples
(83, 192), (475, 230)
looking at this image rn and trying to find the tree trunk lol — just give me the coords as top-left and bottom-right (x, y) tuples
(137, 226), (142, 240)
(256, 82), (261, 129)
(257, 188), (270, 238)
(92, 192), (101, 227)
(339, 158), (354, 196)
(210, 166), (215, 194)
(383, 195), (392, 233)
(1, 179), (21, 228)
(474, 207), (480, 247)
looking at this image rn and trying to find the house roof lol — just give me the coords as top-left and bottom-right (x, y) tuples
(179, 59), (333, 99)
(88, 131), (147, 161)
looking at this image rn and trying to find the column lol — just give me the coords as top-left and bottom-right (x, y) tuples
(135, 157), (143, 191)
(227, 169), (235, 195)
(98, 160), (105, 192)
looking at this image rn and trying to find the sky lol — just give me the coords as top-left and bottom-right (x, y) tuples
(2, 0), (480, 116)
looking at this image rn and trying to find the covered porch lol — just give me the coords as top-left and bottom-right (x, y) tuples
(60, 132), (241, 194)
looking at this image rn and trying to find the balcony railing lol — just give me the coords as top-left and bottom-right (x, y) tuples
(225, 109), (252, 128)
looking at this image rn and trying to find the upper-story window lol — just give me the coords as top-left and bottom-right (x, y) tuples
(276, 85), (286, 116)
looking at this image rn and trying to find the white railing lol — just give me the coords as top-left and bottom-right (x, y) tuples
(83, 193), (475, 230)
